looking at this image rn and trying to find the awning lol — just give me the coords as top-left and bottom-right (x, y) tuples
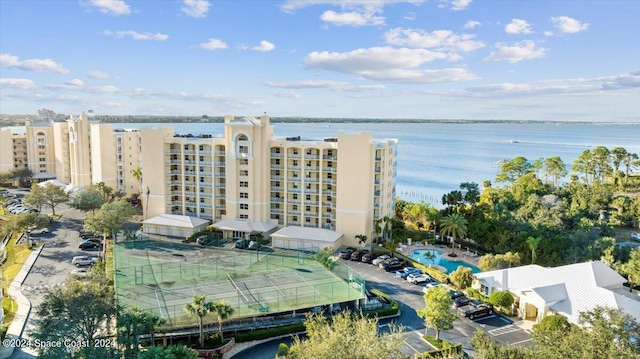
(143, 214), (209, 229)
(211, 218), (277, 233)
(271, 226), (343, 243)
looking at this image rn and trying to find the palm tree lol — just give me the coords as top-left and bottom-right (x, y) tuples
(212, 301), (234, 342)
(145, 186), (151, 220)
(526, 236), (542, 264)
(381, 216), (392, 242)
(373, 218), (383, 243)
(184, 295), (215, 348)
(439, 214), (468, 255)
(356, 234), (368, 247)
(131, 167), (143, 195)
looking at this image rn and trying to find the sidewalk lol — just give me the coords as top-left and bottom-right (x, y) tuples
(0, 245), (43, 359)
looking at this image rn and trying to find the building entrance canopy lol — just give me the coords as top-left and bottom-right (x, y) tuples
(211, 218), (278, 234)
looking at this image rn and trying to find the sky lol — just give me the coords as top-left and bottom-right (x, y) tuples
(0, 0), (639, 122)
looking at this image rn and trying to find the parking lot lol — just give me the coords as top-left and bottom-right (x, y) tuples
(339, 255), (533, 355)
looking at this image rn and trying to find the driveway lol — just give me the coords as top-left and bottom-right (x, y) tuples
(9, 202), (94, 359)
(340, 258), (533, 356)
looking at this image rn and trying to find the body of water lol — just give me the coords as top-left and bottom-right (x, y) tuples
(7, 122), (639, 206)
(409, 249), (482, 274)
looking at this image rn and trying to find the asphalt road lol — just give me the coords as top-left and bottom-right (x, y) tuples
(7, 194), (98, 359)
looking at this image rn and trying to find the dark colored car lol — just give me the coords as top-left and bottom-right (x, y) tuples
(235, 239), (249, 249)
(382, 259), (407, 272)
(361, 252), (379, 264)
(339, 249), (354, 259)
(86, 238), (102, 245)
(453, 295), (470, 308)
(78, 241), (99, 250)
(79, 230), (95, 239)
(257, 246), (274, 252)
(350, 250), (368, 261)
(458, 301), (494, 319)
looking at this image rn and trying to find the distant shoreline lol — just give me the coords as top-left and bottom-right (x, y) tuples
(0, 116), (637, 126)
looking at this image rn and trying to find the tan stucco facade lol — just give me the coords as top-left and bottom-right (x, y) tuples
(25, 122), (56, 178)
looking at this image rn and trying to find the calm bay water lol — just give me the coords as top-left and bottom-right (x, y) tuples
(131, 122), (640, 206)
(8, 122), (640, 207)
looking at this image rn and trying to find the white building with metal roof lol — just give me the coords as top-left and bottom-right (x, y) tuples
(472, 261), (640, 324)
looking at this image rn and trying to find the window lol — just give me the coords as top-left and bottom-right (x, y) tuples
(240, 203), (248, 210)
(239, 145), (249, 154)
(306, 205), (311, 211)
(239, 158), (248, 165)
(306, 217), (312, 223)
(293, 216), (298, 221)
(200, 156), (204, 161)
(293, 194), (298, 200)
(293, 205), (298, 211)
(293, 149), (299, 155)
(240, 181), (248, 187)
(239, 214), (248, 219)
(199, 145), (204, 151)
(239, 170), (249, 176)
(240, 192), (248, 199)
(306, 194), (311, 201)
(327, 184), (332, 190)
(327, 173), (332, 179)
(326, 196), (332, 201)
(293, 160), (298, 166)
(275, 159), (280, 165)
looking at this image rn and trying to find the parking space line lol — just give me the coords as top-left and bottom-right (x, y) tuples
(511, 338), (532, 345)
(473, 314), (496, 321)
(488, 325), (522, 336)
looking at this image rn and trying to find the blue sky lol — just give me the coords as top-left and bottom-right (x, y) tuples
(0, 0), (638, 121)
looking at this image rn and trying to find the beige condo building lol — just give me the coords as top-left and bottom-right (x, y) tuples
(141, 115), (397, 246)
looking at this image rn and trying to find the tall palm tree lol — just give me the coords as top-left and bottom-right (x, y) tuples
(526, 236), (542, 264)
(439, 214), (468, 255)
(381, 216), (392, 242)
(184, 295), (215, 348)
(131, 167), (143, 195)
(212, 301), (234, 342)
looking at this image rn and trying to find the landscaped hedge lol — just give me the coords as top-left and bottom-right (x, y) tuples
(233, 322), (305, 343)
(367, 289), (400, 317)
(415, 336), (463, 359)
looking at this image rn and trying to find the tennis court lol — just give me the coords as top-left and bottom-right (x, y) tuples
(113, 239), (365, 328)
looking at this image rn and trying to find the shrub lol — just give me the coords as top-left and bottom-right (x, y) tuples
(488, 291), (514, 308)
(449, 266), (473, 289)
(234, 323), (305, 342)
(533, 314), (570, 333)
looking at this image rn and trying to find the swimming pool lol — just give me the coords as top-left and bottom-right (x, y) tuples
(409, 249), (482, 274)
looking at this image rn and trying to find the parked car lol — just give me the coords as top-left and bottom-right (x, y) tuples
(350, 250), (368, 261)
(72, 256), (99, 267)
(257, 246), (274, 252)
(407, 273), (432, 285)
(453, 295), (470, 308)
(385, 260), (408, 272)
(78, 241), (99, 250)
(378, 257), (398, 268)
(396, 267), (421, 279)
(28, 227), (49, 235)
(86, 238), (102, 245)
(79, 230), (96, 239)
(423, 282), (443, 293)
(372, 255), (390, 266)
(458, 301), (494, 319)
(632, 232), (640, 241)
(339, 249), (354, 259)
(7, 203), (23, 210)
(361, 252), (379, 264)
(10, 207), (27, 214)
(235, 239), (249, 249)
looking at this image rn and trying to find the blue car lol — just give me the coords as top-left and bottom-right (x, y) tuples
(395, 267), (422, 279)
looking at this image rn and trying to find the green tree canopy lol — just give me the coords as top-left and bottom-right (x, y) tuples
(37, 182), (69, 215)
(450, 266), (473, 289)
(487, 291), (514, 308)
(417, 286), (457, 340)
(32, 277), (117, 359)
(619, 247), (640, 293)
(140, 345), (198, 359)
(285, 311), (405, 359)
(496, 156), (533, 185)
(0, 212), (50, 237)
(69, 185), (105, 212)
(83, 199), (137, 240)
(212, 301), (234, 342)
(118, 306), (166, 359)
(440, 213), (468, 253)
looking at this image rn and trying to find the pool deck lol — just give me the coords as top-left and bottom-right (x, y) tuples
(399, 244), (481, 267)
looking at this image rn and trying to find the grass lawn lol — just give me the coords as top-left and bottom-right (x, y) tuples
(1, 232), (32, 325)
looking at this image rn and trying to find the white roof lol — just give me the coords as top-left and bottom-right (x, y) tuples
(143, 214), (209, 229)
(271, 226), (343, 243)
(211, 218), (277, 233)
(475, 261), (638, 324)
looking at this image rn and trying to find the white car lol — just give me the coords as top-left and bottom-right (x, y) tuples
(632, 232), (640, 241)
(29, 227), (49, 235)
(423, 282), (443, 293)
(407, 273), (432, 285)
(372, 255), (390, 266)
(72, 256), (99, 267)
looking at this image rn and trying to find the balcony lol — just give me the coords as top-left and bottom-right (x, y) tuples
(214, 171), (226, 177)
(304, 177), (319, 183)
(184, 150), (196, 154)
(287, 210), (301, 216)
(270, 153), (284, 158)
(270, 186), (283, 192)
(375, 167), (381, 173)
(183, 160), (196, 165)
(200, 203), (212, 208)
(322, 190), (336, 196)
(184, 181), (196, 186)
(200, 161), (212, 166)
(271, 163), (284, 169)
(288, 198), (301, 204)
(271, 208), (284, 214)
(322, 201), (335, 208)
(303, 223), (318, 228)
(305, 166), (319, 171)
(287, 177), (301, 182)
(199, 182), (212, 187)
(166, 149), (181, 154)
(165, 170), (182, 174)
(323, 179), (337, 185)
(199, 150), (212, 155)
(215, 183), (226, 188)
(271, 198), (284, 203)
(287, 187), (301, 193)
(322, 155), (337, 160)
(375, 156), (382, 161)
(287, 165), (301, 170)
(304, 188), (319, 194)
(322, 167), (337, 173)
(322, 224), (336, 231)
(322, 213), (336, 220)
(168, 201), (183, 206)
(305, 154), (320, 159)
(271, 175), (284, 180)
(214, 162), (226, 167)
(288, 154), (301, 159)
(199, 192), (212, 197)
(215, 151), (226, 156)
(304, 211), (319, 217)
(215, 203), (226, 209)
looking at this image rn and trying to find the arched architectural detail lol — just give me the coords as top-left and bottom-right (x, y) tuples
(233, 131), (252, 159)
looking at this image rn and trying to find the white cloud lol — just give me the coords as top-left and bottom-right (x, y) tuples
(199, 38), (228, 51)
(404, 12), (416, 20)
(505, 19), (533, 34)
(464, 20), (481, 29)
(484, 40), (546, 63)
(550, 16), (589, 34)
(181, 0), (210, 18)
(103, 30), (169, 41)
(306, 47), (450, 73)
(0, 78), (36, 89)
(272, 91), (302, 98)
(252, 40), (276, 52)
(265, 80), (385, 91)
(384, 28), (485, 53)
(320, 10), (385, 26)
(88, 70), (110, 79)
(304, 47), (478, 83)
(85, 0), (131, 15)
(358, 68), (478, 83)
(450, 0), (472, 11)
(65, 79), (85, 87)
(0, 53), (70, 74)
(544, 30), (554, 37)
(280, 1), (426, 13)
